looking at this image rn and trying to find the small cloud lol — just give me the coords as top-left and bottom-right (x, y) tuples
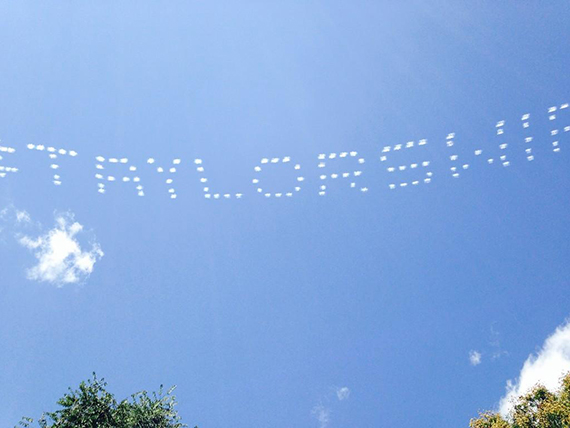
(311, 405), (330, 428)
(18, 212), (103, 286)
(0, 205), (34, 240)
(469, 350), (482, 366)
(311, 385), (350, 427)
(489, 324), (508, 361)
(0, 205), (32, 225)
(498, 320), (570, 417)
(336, 387), (350, 401)
(492, 350), (509, 360)
(16, 210), (31, 223)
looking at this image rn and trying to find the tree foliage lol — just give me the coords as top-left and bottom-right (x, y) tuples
(16, 373), (193, 428)
(470, 373), (570, 428)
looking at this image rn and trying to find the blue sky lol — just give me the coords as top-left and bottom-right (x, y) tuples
(1, 2), (570, 427)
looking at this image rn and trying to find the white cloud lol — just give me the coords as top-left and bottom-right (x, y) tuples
(469, 350), (482, 366)
(489, 325), (508, 360)
(0, 205), (33, 239)
(499, 320), (570, 417)
(18, 213), (103, 286)
(311, 385), (350, 427)
(311, 405), (330, 428)
(0, 205), (31, 225)
(336, 387), (350, 401)
(15, 210), (30, 223)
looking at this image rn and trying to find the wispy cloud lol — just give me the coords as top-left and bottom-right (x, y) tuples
(469, 350), (482, 366)
(311, 405), (331, 428)
(15, 209), (31, 223)
(0, 205), (34, 240)
(499, 320), (570, 417)
(489, 324), (508, 360)
(17, 212), (103, 286)
(467, 325), (508, 368)
(311, 385), (350, 427)
(336, 387), (350, 401)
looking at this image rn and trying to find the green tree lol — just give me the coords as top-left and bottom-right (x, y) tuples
(16, 373), (194, 428)
(470, 373), (570, 427)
